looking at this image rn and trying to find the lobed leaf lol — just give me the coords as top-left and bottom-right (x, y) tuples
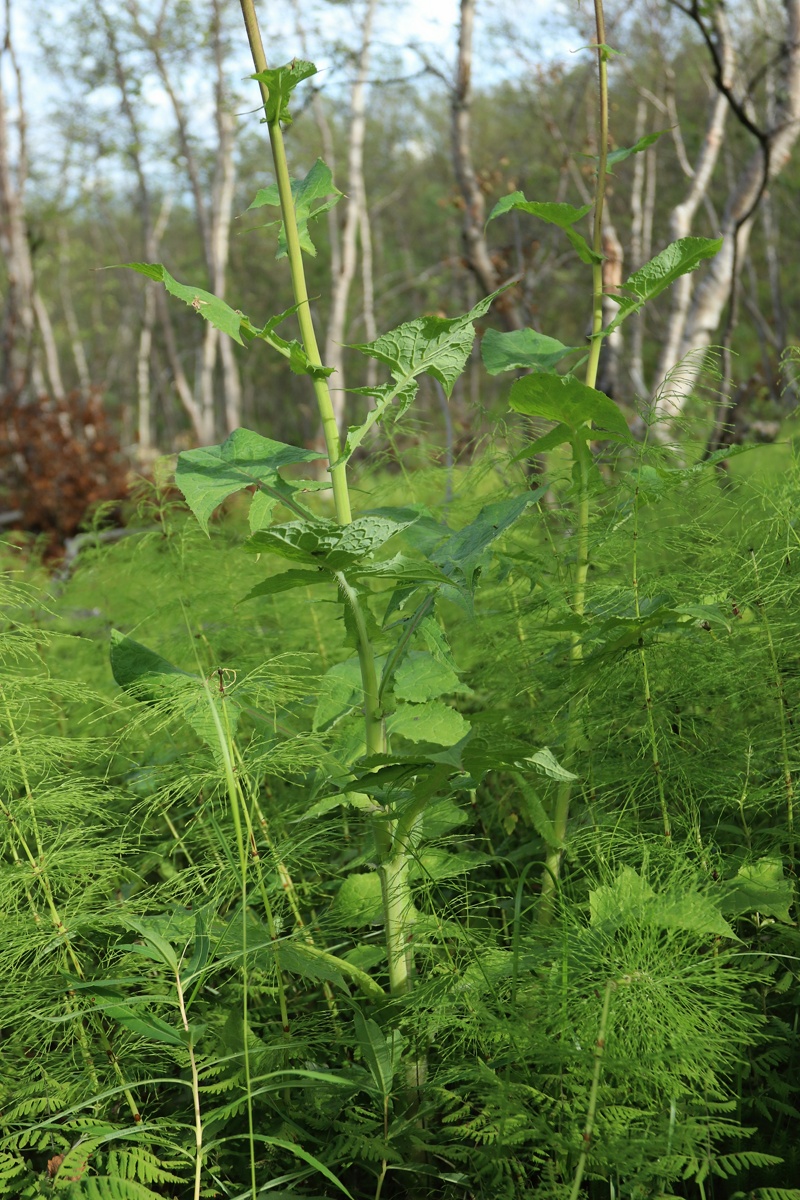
(604, 236), (723, 334)
(248, 157), (342, 258)
(175, 427), (324, 534)
(339, 289), (506, 464)
(252, 59), (317, 124)
(120, 262), (249, 343)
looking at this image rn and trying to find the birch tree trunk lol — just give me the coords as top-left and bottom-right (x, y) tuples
(322, 0), (378, 434)
(654, 0), (800, 426)
(0, 21), (35, 398)
(100, 0), (206, 444)
(452, 0), (524, 330)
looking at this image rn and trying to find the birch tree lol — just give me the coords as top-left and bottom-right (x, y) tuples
(653, 0), (800, 426)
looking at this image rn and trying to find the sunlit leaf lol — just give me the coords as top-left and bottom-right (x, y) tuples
(175, 427), (324, 534)
(486, 194), (599, 264)
(604, 236), (722, 334)
(510, 371), (631, 439)
(248, 158), (342, 258)
(251, 59), (317, 124)
(481, 327), (583, 375)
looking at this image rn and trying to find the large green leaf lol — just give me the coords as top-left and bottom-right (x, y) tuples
(175, 428), (324, 534)
(387, 700), (470, 746)
(252, 59), (317, 124)
(246, 509), (419, 570)
(352, 1007), (404, 1100)
(604, 236), (722, 334)
(313, 656), (364, 730)
(248, 157), (342, 258)
(590, 867), (736, 938)
(331, 872), (385, 927)
(393, 652), (467, 703)
(720, 858), (794, 923)
(339, 290), (504, 464)
(510, 371), (631, 439)
(481, 327), (583, 375)
(486, 194), (598, 264)
(425, 493), (541, 591)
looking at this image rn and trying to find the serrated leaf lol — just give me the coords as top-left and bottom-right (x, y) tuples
(339, 289), (506, 465)
(486, 194), (599, 264)
(589, 867), (735, 937)
(252, 59), (317, 124)
(393, 652), (466, 702)
(510, 372), (631, 439)
(387, 700), (470, 746)
(721, 858), (794, 923)
(481, 327), (583, 375)
(604, 236), (722, 334)
(119, 262), (249, 344)
(525, 747), (579, 782)
(246, 511), (419, 570)
(175, 428), (323, 534)
(248, 157), (342, 258)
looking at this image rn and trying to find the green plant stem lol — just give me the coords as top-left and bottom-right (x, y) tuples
(238, 1), (417, 997)
(175, 967), (203, 1200)
(632, 476), (670, 838)
(238, 0), (351, 526)
(569, 979), (614, 1200)
(538, 0), (608, 924)
(209, 688), (257, 1200)
(337, 573), (385, 759)
(750, 550), (795, 863)
(585, 0), (609, 396)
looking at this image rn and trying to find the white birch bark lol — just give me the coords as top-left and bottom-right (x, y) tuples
(323, 0), (378, 434)
(654, 0), (800, 425)
(0, 20), (35, 397)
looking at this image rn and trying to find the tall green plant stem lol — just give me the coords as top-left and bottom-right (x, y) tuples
(750, 550), (795, 862)
(174, 965), (203, 1200)
(568, 979), (614, 1200)
(238, 0), (351, 526)
(539, 0), (608, 923)
(238, 0), (418, 998)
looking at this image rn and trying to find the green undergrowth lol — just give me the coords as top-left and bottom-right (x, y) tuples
(3, 9), (800, 1197)
(1, 438), (800, 1199)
